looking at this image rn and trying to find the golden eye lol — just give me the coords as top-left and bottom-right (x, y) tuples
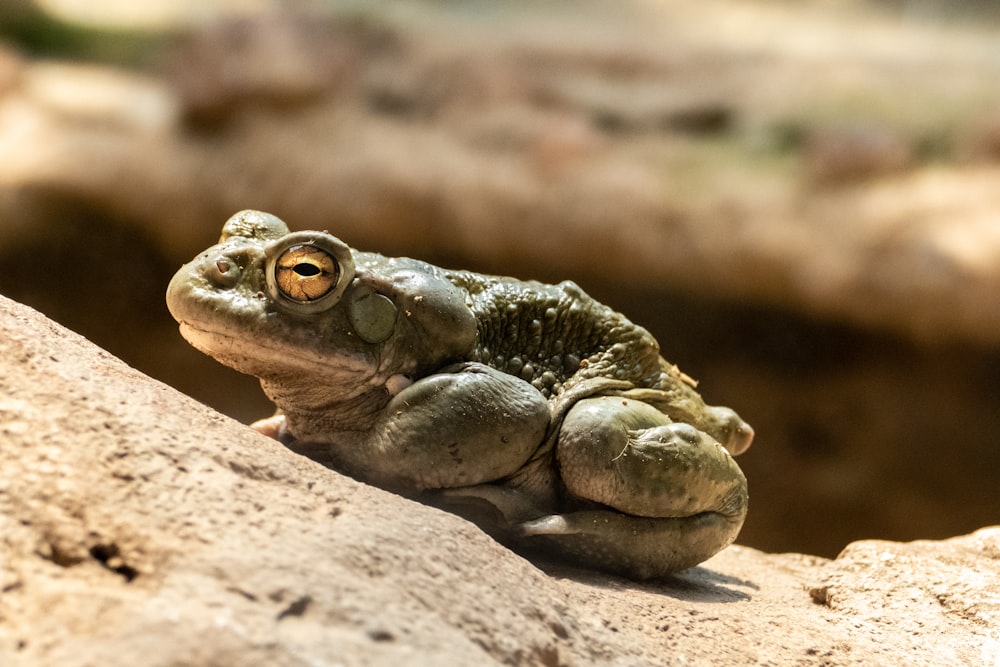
(274, 245), (340, 302)
(265, 231), (355, 313)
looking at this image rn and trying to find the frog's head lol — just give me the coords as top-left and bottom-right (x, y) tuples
(166, 210), (477, 395)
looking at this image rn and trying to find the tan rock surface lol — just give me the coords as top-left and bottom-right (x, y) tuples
(2, 294), (997, 666)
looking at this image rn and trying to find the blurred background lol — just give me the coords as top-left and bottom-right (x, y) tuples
(1, 0), (999, 558)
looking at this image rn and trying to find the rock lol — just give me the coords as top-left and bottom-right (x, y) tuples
(0, 295), (578, 665)
(167, 13), (378, 125)
(810, 530), (1000, 653)
(1, 294), (997, 666)
(803, 123), (913, 186)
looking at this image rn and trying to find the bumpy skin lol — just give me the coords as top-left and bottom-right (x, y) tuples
(166, 210), (754, 579)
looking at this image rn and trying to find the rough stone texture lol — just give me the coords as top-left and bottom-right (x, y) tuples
(2, 295), (998, 665)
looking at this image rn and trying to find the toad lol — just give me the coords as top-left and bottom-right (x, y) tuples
(166, 210), (753, 578)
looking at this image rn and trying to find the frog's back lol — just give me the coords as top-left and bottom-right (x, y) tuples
(447, 271), (664, 399)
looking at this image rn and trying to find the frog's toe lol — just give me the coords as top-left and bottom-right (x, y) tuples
(706, 405), (754, 455)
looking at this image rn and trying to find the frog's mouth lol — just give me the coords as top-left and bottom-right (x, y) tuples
(176, 322), (260, 370)
(175, 321), (372, 380)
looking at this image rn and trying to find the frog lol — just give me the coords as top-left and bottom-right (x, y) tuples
(166, 210), (754, 579)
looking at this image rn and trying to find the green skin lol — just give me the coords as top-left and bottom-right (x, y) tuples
(166, 210), (754, 579)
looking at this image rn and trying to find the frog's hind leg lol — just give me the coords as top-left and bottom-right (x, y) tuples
(525, 395), (747, 578)
(555, 396), (748, 519)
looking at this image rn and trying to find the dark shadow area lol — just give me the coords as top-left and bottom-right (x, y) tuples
(532, 558), (755, 603)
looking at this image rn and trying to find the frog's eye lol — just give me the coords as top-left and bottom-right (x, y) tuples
(265, 232), (355, 313)
(274, 245), (339, 301)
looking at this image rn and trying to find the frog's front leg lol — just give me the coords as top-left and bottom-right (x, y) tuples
(522, 395), (748, 578)
(327, 362), (550, 493)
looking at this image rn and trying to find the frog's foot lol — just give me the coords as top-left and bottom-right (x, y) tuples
(519, 509), (742, 579)
(425, 482), (554, 543)
(547, 395), (748, 575)
(251, 413), (286, 440)
(616, 387), (754, 455)
(251, 413), (341, 465)
(704, 405), (755, 456)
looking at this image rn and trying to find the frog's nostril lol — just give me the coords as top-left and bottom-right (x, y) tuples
(208, 256), (240, 287)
